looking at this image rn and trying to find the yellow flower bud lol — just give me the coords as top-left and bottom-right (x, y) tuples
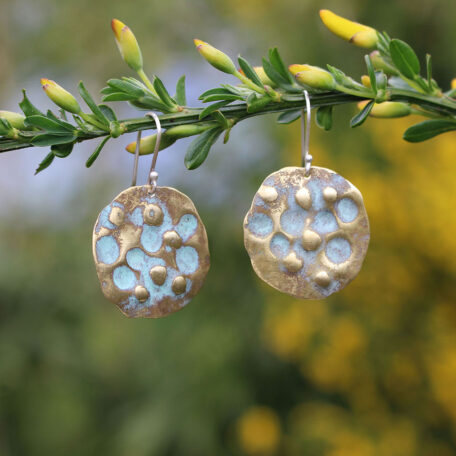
(451, 78), (456, 90)
(319, 9), (378, 48)
(0, 111), (26, 129)
(194, 39), (236, 75)
(290, 64), (335, 90)
(111, 19), (143, 72)
(358, 100), (411, 118)
(40, 78), (81, 114)
(126, 133), (176, 155)
(361, 75), (371, 88)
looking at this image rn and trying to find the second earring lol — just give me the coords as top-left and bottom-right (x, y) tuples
(243, 91), (370, 299)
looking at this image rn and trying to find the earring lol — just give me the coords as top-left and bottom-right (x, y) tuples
(92, 112), (210, 318)
(243, 91), (369, 299)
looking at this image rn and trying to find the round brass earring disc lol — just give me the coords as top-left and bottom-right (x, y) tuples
(243, 166), (370, 299)
(93, 186), (210, 318)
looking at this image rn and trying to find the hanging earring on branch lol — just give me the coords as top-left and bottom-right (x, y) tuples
(243, 91), (370, 299)
(92, 112), (210, 318)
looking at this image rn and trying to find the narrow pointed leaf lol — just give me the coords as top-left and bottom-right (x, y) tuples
(403, 119), (456, 142)
(78, 81), (109, 126)
(35, 151), (55, 174)
(202, 94), (243, 103)
(98, 105), (117, 122)
(350, 100), (374, 127)
(51, 142), (73, 158)
(86, 136), (110, 167)
(175, 75), (186, 106)
(107, 79), (145, 97)
(25, 115), (75, 133)
(19, 90), (44, 116)
(238, 56), (263, 87)
(102, 93), (138, 102)
(31, 133), (77, 146)
(153, 76), (177, 108)
(389, 39), (420, 79)
(268, 48), (294, 84)
(199, 101), (231, 120)
(316, 106), (333, 131)
(185, 127), (223, 170)
(277, 110), (301, 124)
(365, 55), (377, 94)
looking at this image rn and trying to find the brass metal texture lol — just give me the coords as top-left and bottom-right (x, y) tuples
(243, 166), (370, 299)
(93, 185), (210, 318)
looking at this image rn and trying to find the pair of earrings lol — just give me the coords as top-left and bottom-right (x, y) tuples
(92, 92), (370, 318)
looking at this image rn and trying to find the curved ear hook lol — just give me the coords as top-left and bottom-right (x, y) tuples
(301, 90), (313, 176)
(131, 111), (163, 193)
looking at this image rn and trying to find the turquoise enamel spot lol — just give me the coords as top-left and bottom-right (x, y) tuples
(93, 185), (210, 318)
(243, 166), (370, 299)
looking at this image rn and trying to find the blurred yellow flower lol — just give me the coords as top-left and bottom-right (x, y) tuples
(236, 406), (281, 455)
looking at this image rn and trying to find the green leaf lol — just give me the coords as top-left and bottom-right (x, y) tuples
(19, 90), (44, 116)
(31, 133), (77, 146)
(199, 101), (231, 120)
(212, 110), (229, 129)
(107, 79), (145, 97)
(238, 56), (263, 87)
(102, 93), (138, 102)
(98, 105), (117, 122)
(365, 55), (377, 94)
(175, 75), (186, 106)
(403, 119), (456, 142)
(268, 48), (294, 84)
(375, 71), (387, 91)
(316, 106), (333, 131)
(199, 87), (236, 100)
(426, 54), (432, 90)
(277, 110), (301, 124)
(128, 97), (170, 112)
(35, 151), (55, 174)
(25, 115), (75, 133)
(262, 58), (289, 87)
(0, 118), (12, 135)
(389, 39), (420, 79)
(202, 94), (243, 103)
(86, 136), (110, 167)
(78, 81), (109, 126)
(51, 142), (73, 158)
(184, 127), (223, 170)
(350, 100), (374, 128)
(153, 76), (177, 108)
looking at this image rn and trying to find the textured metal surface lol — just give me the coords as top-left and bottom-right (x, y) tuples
(244, 166), (370, 299)
(93, 185), (210, 318)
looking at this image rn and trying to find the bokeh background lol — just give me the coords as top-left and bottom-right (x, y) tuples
(1, 0), (456, 455)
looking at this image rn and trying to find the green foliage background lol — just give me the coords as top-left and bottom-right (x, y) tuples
(0, 0), (455, 455)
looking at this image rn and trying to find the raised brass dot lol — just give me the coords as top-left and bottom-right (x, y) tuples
(163, 230), (182, 249)
(258, 186), (278, 202)
(295, 188), (311, 209)
(302, 230), (322, 251)
(323, 186), (338, 203)
(134, 285), (149, 302)
(283, 252), (303, 273)
(109, 207), (124, 225)
(150, 265), (167, 285)
(172, 276), (187, 295)
(315, 271), (331, 287)
(144, 204), (163, 226)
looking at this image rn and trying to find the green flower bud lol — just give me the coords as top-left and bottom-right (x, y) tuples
(41, 78), (81, 114)
(0, 111), (26, 129)
(358, 100), (411, 118)
(126, 133), (176, 155)
(290, 64), (335, 90)
(194, 39), (236, 74)
(369, 51), (399, 76)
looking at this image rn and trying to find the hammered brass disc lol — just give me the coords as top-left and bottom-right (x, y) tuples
(93, 185), (210, 318)
(243, 166), (370, 299)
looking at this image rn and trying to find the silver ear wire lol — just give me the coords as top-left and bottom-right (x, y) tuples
(131, 111), (162, 193)
(301, 90), (312, 176)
